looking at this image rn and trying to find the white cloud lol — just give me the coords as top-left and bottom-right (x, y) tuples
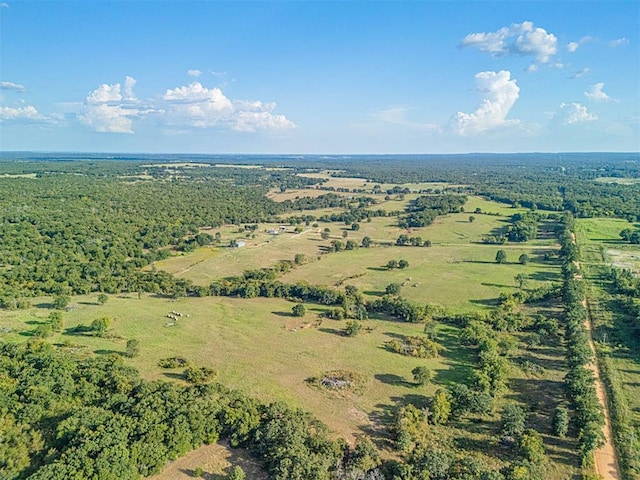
(79, 77), (140, 133)
(451, 70), (520, 135)
(162, 81), (296, 132)
(86, 82), (122, 103)
(557, 102), (597, 124)
(123, 76), (136, 100)
(0, 81), (26, 92)
(0, 3), (9, 8)
(78, 77), (296, 134)
(567, 36), (592, 52)
(570, 67), (590, 79)
(461, 21), (558, 67)
(78, 104), (139, 133)
(585, 82), (614, 102)
(608, 38), (629, 47)
(187, 69), (202, 77)
(0, 105), (51, 123)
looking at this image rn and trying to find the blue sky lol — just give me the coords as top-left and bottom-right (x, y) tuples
(1, 0), (638, 153)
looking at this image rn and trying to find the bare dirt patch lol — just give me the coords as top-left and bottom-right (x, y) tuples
(147, 441), (267, 480)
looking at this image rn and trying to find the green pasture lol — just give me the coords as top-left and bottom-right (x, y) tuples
(1, 294), (469, 443)
(280, 242), (560, 313)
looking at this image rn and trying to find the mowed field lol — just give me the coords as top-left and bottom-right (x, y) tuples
(157, 198), (561, 313)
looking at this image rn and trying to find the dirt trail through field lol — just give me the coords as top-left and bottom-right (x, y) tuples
(583, 298), (622, 480)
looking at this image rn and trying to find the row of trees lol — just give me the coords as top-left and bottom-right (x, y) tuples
(558, 215), (606, 467)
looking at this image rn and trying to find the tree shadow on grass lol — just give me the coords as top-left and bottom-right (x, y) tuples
(469, 298), (500, 307)
(25, 319), (46, 325)
(34, 302), (54, 309)
(391, 393), (429, 409)
(363, 290), (386, 297)
(374, 373), (411, 388)
(163, 372), (185, 381)
(95, 349), (122, 356)
(481, 282), (511, 288)
(318, 327), (343, 336)
(271, 311), (294, 317)
(528, 270), (561, 282)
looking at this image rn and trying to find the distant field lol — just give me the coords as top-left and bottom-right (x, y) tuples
(158, 205), (560, 313)
(594, 176), (640, 185)
(280, 241), (560, 313)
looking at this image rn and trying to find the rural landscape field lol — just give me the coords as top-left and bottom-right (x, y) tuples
(1, 1), (639, 479)
(0, 153), (638, 480)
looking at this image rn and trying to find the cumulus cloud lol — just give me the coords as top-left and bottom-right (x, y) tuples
(460, 21), (558, 67)
(187, 69), (202, 77)
(161, 81), (295, 132)
(78, 77), (296, 134)
(585, 82), (615, 102)
(451, 70), (520, 135)
(0, 81), (26, 92)
(0, 105), (52, 123)
(557, 102), (597, 124)
(0, 3), (9, 8)
(79, 77), (141, 133)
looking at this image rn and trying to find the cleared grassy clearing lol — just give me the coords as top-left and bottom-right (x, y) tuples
(3, 294), (466, 443)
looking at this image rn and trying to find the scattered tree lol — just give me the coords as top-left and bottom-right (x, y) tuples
(518, 253), (530, 265)
(553, 406), (569, 438)
(502, 403), (526, 437)
(431, 389), (451, 425)
(53, 295), (70, 310)
(386, 283), (402, 295)
(292, 303), (306, 317)
(125, 339), (140, 358)
(97, 293), (108, 305)
(515, 273), (529, 289)
(90, 317), (110, 337)
(361, 236), (372, 248)
(344, 320), (361, 337)
(398, 259), (409, 269)
(411, 366), (432, 386)
(496, 250), (508, 264)
(469, 215), (475, 223)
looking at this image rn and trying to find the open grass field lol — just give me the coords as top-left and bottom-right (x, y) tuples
(1, 292), (580, 477)
(2, 294), (468, 444)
